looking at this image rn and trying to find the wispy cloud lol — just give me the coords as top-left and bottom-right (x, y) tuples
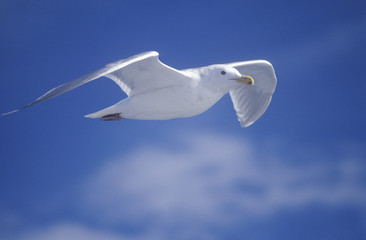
(9, 132), (366, 240)
(79, 132), (365, 238)
(17, 223), (124, 240)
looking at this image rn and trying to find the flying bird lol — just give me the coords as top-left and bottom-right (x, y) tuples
(2, 51), (277, 127)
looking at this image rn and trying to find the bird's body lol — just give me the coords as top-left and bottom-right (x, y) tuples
(3, 51), (277, 127)
(90, 65), (231, 120)
(104, 83), (219, 120)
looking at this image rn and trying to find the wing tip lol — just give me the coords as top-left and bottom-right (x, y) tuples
(2, 109), (19, 116)
(239, 120), (254, 128)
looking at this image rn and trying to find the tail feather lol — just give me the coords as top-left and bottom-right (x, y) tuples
(85, 104), (120, 119)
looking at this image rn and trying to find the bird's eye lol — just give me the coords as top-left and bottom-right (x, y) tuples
(221, 71), (226, 75)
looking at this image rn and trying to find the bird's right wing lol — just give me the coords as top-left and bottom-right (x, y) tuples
(3, 51), (189, 115)
(227, 60), (277, 127)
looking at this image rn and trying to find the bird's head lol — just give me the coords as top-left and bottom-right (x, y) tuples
(200, 65), (254, 93)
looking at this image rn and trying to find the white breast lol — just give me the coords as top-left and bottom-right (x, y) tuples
(118, 84), (225, 120)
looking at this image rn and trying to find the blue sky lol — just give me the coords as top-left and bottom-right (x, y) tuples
(0, 0), (365, 239)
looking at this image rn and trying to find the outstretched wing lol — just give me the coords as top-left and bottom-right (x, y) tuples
(227, 60), (277, 127)
(3, 51), (188, 115)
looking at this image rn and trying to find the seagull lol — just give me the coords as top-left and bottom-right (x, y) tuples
(2, 51), (276, 127)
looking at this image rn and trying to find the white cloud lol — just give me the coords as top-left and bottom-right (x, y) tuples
(16, 223), (123, 240)
(79, 132), (366, 236)
(9, 131), (366, 240)
(12, 222), (214, 240)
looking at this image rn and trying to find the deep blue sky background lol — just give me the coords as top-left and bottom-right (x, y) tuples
(1, 0), (365, 239)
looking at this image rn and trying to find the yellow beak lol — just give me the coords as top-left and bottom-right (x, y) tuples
(234, 75), (254, 85)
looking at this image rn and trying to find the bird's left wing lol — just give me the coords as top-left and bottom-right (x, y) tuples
(2, 51), (189, 115)
(227, 60), (277, 127)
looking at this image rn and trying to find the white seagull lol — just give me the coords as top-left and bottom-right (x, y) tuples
(3, 51), (277, 127)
